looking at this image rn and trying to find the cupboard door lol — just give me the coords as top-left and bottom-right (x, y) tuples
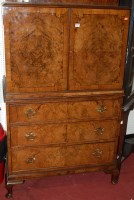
(4, 7), (69, 92)
(69, 9), (130, 91)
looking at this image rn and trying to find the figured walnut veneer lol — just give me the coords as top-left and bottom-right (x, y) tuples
(11, 120), (119, 147)
(4, 7), (129, 93)
(3, 2), (130, 195)
(11, 142), (116, 172)
(69, 9), (129, 90)
(4, 7), (69, 92)
(9, 99), (121, 123)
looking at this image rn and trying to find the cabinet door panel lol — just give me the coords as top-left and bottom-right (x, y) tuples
(4, 7), (69, 92)
(69, 9), (130, 91)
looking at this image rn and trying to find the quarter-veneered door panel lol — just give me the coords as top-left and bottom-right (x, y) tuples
(4, 7), (69, 92)
(69, 9), (130, 91)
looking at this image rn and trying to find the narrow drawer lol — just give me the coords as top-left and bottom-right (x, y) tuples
(9, 103), (67, 123)
(11, 142), (116, 172)
(9, 99), (121, 123)
(11, 120), (119, 147)
(68, 100), (121, 120)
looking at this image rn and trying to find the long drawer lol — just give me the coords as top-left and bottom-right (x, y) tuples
(11, 142), (116, 172)
(11, 120), (119, 147)
(9, 99), (121, 123)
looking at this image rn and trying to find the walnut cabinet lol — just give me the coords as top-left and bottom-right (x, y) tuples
(2, 0), (132, 198)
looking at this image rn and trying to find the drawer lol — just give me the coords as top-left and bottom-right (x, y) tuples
(11, 120), (119, 147)
(9, 99), (121, 123)
(11, 142), (116, 172)
(68, 100), (121, 120)
(10, 103), (67, 123)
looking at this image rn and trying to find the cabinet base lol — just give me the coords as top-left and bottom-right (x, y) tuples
(5, 169), (120, 198)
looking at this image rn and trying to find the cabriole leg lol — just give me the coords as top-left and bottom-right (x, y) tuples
(111, 169), (120, 185)
(5, 183), (13, 199)
(5, 177), (25, 199)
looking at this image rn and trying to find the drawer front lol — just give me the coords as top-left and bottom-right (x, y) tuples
(12, 142), (115, 172)
(11, 120), (119, 147)
(9, 99), (121, 123)
(68, 100), (121, 120)
(10, 103), (67, 123)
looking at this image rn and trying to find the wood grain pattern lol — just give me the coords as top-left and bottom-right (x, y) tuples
(10, 120), (119, 147)
(5, 90), (123, 103)
(69, 9), (130, 90)
(10, 103), (67, 123)
(9, 99), (121, 123)
(4, 7), (69, 92)
(68, 99), (121, 120)
(11, 142), (116, 172)
(3, 1), (129, 190)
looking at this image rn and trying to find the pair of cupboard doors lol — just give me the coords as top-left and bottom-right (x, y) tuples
(4, 6), (130, 93)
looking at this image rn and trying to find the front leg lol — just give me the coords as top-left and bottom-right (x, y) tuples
(5, 183), (13, 199)
(111, 169), (120, 185)
(5, 178), (25, 199)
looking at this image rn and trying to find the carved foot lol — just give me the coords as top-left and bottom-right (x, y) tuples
(111, 169), (120, 185)
(5, 192), (12, 199)
(5, 184), (13, 199)
(5, 178), (25, 198)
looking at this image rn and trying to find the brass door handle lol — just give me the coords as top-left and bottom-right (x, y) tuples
(25, 108), (36, 119)
(25, 132), (37, 141)
(92, 149), (102, 158)
(94, 127), (104, 135)
(97, 105), (107, 113)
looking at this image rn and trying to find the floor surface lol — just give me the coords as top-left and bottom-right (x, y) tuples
(0, 154), (134, 200)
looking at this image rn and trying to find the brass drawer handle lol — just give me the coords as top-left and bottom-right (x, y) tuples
(94, 127), (104, 135)
(92, 149), (102, 158)
(26, 153), (39, 164)
(25, 108), (36, 119)
(26, 156), (36, 164)
(25, 132), (37, 141)
(97, 105), (107, 113)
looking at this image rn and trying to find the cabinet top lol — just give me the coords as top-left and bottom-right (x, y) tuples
(2, 0), (120, 6)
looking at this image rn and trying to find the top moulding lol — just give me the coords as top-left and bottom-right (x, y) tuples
(3, 0), (119, 6)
